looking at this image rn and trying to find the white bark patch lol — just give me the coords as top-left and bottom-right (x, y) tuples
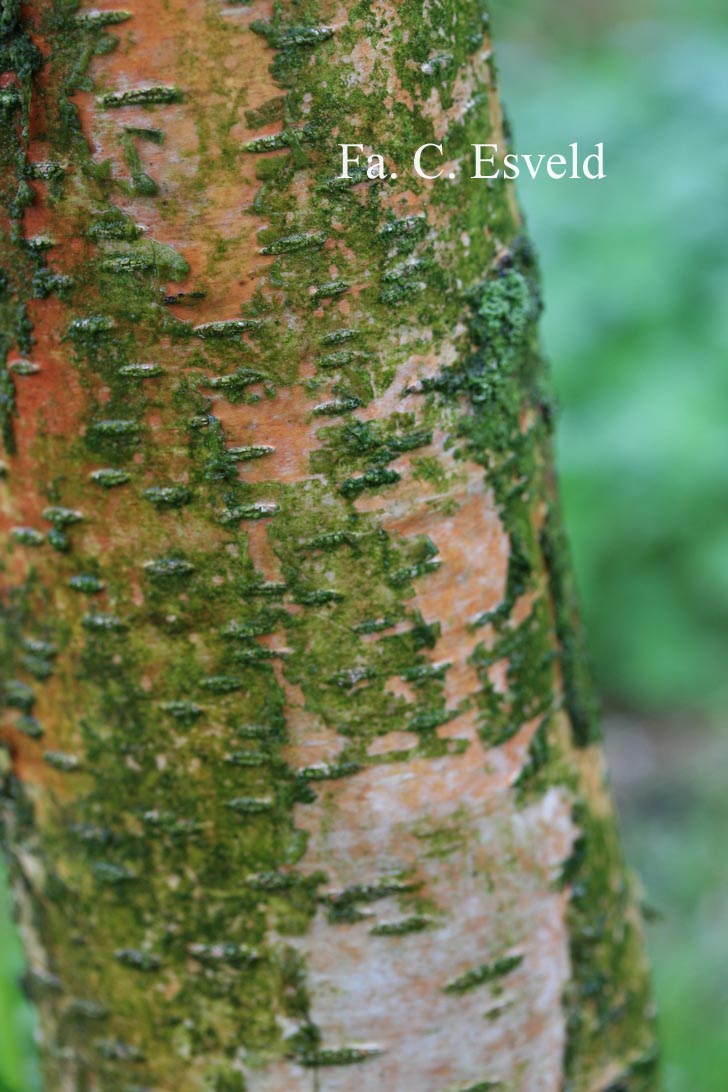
(247, 770), (575, 1091)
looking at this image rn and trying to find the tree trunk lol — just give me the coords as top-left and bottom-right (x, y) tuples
(0, 1), (656, 1089)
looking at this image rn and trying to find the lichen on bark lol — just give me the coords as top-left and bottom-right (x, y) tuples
(1, 0), (656, 1089)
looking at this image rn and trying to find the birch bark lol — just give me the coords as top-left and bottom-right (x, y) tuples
(0, 1), (656, 1089)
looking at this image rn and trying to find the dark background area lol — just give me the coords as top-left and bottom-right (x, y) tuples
(1, 1), (727, 1088)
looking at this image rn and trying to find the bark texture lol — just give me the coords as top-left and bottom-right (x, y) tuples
(0, 1), (656, 1089)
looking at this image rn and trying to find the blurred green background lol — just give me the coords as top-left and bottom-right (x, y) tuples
(1, 1), (727, 1088)
(490, 0), (728, 1089)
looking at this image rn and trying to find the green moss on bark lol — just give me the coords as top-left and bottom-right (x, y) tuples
(0, 0), (656, 1087)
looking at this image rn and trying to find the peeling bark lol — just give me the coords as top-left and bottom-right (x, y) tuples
(0, 1), (656, 1089)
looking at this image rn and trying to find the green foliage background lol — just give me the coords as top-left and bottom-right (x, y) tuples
(491, 1), (728, 1089)
(495, 0), (728, 717)
(1, 1), (727, 1088)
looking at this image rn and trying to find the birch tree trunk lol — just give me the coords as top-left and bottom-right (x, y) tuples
(0, 1), (657, 1089)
